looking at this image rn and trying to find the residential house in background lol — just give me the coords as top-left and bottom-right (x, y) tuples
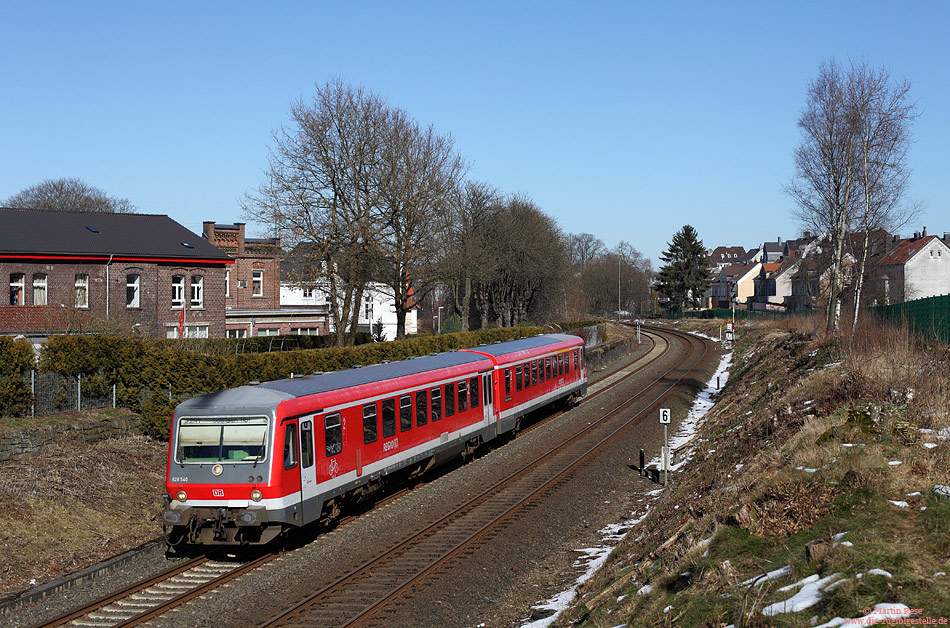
(711, 262), (761, 309)
(1, 208), (233, 338)
(707, 246), (747, 270)
(877, 230), (950, 304)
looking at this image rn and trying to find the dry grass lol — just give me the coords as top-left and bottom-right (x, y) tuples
(0, 435), (167, 596)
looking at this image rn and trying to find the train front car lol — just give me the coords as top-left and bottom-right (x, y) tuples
(163, 386), (293, 546)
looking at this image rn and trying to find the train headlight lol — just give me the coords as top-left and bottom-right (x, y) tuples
(250, 489), (263, 502)
(176, 490), (188, 503)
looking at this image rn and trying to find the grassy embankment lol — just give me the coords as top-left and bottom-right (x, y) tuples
(559, 317), (949, 627)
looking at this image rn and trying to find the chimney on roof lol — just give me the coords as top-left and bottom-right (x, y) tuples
(777, 236), (782, 244)
(803, 231), (811, 238)
(914, 231), (920, 239)
(202, 221), (215, 240)
(944, 232), (950, 242)
(922, 226), (927, 237)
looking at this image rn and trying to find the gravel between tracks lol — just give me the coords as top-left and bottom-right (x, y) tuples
(7, 328), (717, 628)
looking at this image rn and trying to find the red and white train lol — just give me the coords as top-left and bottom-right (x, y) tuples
(163, 333), (587, 545)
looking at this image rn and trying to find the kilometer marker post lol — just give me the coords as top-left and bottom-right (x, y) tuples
(659, 408), (671, 485)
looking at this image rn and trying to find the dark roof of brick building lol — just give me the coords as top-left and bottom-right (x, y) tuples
(0, 207), (232, 262)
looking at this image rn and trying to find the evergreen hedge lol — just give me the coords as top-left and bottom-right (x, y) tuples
(0, 336), (35, 417)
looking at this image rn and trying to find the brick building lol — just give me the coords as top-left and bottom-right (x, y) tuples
(1, 208), (233, 338)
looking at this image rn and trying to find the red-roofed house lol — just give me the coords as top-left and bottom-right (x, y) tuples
(877, 232), (950, 303)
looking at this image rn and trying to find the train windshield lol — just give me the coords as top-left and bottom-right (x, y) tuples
(176, 416), (269, 463)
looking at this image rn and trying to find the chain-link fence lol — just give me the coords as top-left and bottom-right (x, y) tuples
(24, 370), (116, 419)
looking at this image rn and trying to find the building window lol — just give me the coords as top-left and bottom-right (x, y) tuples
(190, 275), (204, 307)
(225, 268), (231, 298)
(303, 288), (314, 298)
(257, 328), (279, 336)
(252, 269), (263, 297)
(226, 329), (247, 338)
(33, 273), (47, 306)
(293, 327), (320, 335)
(171, 275), (185, 308)
(74, 274), (89, 308)
(9, 273), (25, 306)
(126, 274), (140, 308)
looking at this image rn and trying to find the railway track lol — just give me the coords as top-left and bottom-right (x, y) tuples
(31, 327), (704, 628)
(257, 327), (707, 628)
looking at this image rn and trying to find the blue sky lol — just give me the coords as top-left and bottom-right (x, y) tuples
(2, 1), (947, 266)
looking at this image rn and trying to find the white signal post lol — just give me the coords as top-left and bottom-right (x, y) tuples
(659, 407), (671, 485)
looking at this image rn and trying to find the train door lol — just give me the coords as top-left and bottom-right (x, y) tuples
(298, 418), (318, 523)
(482, 372), (494, 424)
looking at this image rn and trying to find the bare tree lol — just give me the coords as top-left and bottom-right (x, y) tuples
(244, 79), (389, 346)
(375, 109), (467, 339)
(568, 233), (606, 268)
(439, 181), (501, 332)
(5, 178), (135, 213)
(848, 63), (918, 333)
(787, 60), (861, 333)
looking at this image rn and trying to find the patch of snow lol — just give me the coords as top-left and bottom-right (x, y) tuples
(795, 466), (818, 473)
(637, 584), (652, 596)
(763, 573), (843, 616)
(734, 463), (744, 471)
(645, 489), (664, 497)
(936, 427), (949, 441)
(813, 603), (911, 628)
(933, 485), (950, 499)
(837, 541), (853, 547)
(831, 532), (849, 541)
(741, 565), (792, 587)
(919, 428), (935, 434)
(906, 491), (921, 497)
(803, 399), (814, 405)
(888, 460), (902, 466)
(935, 572), (946, 577)
(842, 443), (865, 448)
(663, 605), (673, 613)
(616, 595), (626, 602)
(923, 443), (938, 449)
(888, 500), (909, 508)
(867, 569), (893, 578)
(824, 360), (843, 368)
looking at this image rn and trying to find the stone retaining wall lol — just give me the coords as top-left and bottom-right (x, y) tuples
(586, 335), (637, 372)
(0, 413), (141, 462)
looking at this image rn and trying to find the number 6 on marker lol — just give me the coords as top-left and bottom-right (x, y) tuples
(659, 408), (671, 424)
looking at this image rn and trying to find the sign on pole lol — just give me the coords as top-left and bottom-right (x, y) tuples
(659, 408), (671, 424)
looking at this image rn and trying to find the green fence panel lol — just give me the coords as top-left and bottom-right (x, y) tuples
(868, 293), (950, 344)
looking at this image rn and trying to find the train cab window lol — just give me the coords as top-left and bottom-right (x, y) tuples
(445, 383), (456, 417)
(363, 403), (378, 444)
(515, 365), (523, 391)
(431, 388), (442, 421)
(283, 423), (298, 469)
(325, 413), (342, 456)
(300, 420), (314, 469)
(400, 395), (412, 432)
(382, 398), (396, 438)
(504, 369), (511, 396)
(531, 361), (538, 386)
(469, 377), (479, 409)
(416, 390), (429, 426)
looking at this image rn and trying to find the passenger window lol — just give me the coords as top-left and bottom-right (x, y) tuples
(416, 390), (428, 426)
(445, 383), (456, 417)
(516, 365), (522, 391)
(283, 423), (298, 469)
(382, 398), (396, 438)
(431, 387), (442, 421)
(300, 420), (314, 469)
(325, 413), (342, 456)
(559, 354), (564, 376)
(457, 380), (468, 413)
(400, 395), (412, 432)
(470, 377), (479, 409)
(538, 359), (545, 382)
(363, 403), (378, 444)
(504, 369), (511, 396)
(531, 361), (538, 386)
(574, 348), (579, 371)
(546, 357), (552, 380)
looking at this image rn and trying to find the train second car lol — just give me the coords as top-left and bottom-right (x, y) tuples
(162, 333), (587, 545)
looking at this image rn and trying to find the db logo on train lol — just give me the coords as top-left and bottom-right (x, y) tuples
(212, 489), (225, 497)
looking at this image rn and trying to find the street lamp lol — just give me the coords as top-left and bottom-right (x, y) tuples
(438, 306), (443, 334)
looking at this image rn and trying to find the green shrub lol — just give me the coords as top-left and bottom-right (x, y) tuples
(0, 336), (35, 417)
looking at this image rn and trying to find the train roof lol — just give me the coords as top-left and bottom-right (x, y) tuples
(257, 350), (489, 398)
(466, 333), (581, 358)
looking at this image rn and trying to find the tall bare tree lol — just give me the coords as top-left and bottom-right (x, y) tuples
(848, 63), (918, 333)
(244, 79), (388, 346)
(787, 60), (916, 334)
(375, 109), (467, 339)
(5, 177), (135, 213)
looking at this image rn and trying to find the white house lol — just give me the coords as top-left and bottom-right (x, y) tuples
(280, 281), (417, 340)
(877, 232), (950, 303)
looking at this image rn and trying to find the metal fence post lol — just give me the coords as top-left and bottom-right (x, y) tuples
(78, 373), (82, 411)
(31, 369), (35, 420)
(113, 383), (117, 409)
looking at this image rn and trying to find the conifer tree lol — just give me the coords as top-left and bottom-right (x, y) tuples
(657, 225), (710, 311)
